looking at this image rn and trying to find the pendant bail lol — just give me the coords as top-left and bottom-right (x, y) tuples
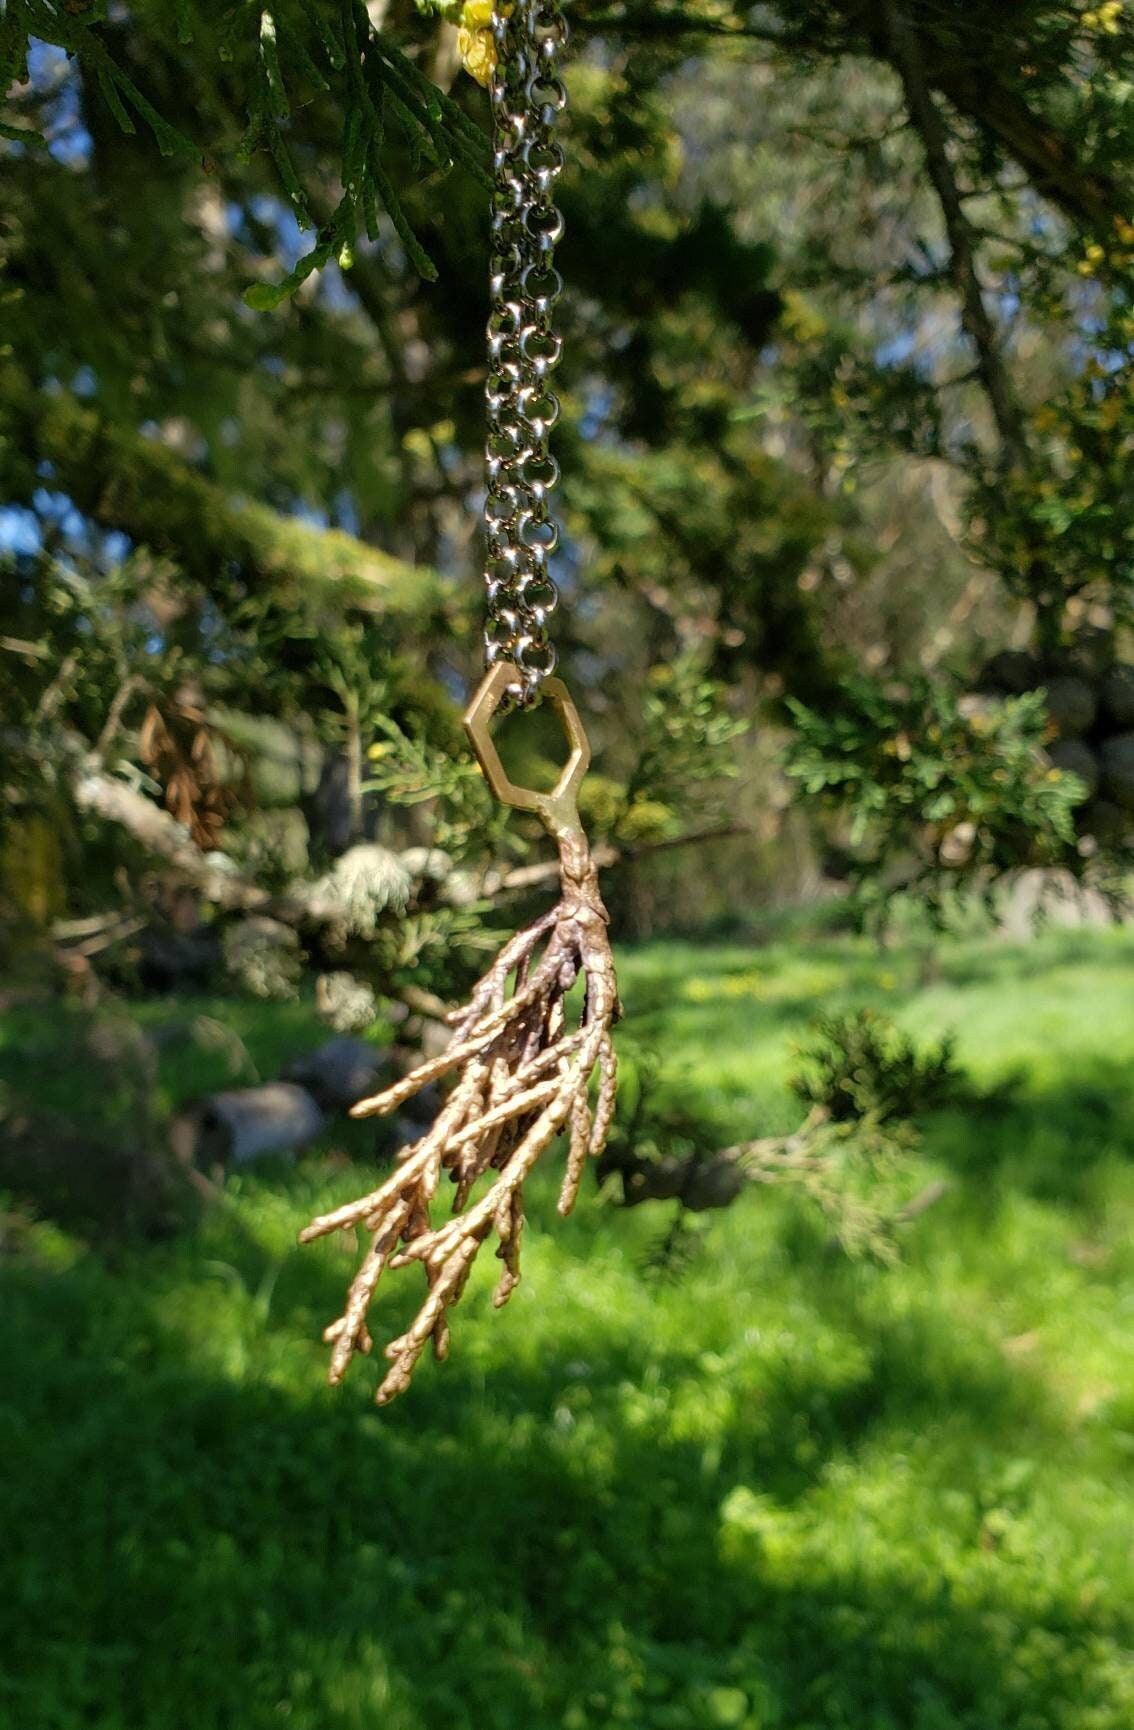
(464, 661), (590, 835)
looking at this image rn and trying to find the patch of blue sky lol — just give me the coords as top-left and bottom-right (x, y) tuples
(873, 329), (919, 368)
(317, 258), (363, 316)
(579, 384), (615, 443)
(23, 41), (92, 168)
(0, 497), (134, 570)
(0, 507), (43, 557)
(103, 530), (131, 564)
(252, 198), (306, 270)
(332, 492), (361, 537)
(32, 486), (87, 542)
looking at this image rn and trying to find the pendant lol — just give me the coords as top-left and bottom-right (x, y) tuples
(300, 665), (619, 1405)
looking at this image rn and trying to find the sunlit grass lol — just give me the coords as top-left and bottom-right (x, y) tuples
(2, 924), (1133, 1728)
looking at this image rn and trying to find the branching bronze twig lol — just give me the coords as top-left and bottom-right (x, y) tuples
(300, 674), (619, 1403)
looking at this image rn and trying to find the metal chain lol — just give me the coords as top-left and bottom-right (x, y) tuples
(483, 0), (569, 707)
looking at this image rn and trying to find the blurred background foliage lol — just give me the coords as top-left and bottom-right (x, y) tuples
(3, 3), (1134, 1726)
(4, 0), (1134, 979)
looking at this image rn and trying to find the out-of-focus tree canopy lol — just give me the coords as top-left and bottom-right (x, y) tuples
(2, 0), (1133, 984)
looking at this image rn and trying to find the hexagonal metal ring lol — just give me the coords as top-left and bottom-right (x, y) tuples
(463, 662), (591, 822)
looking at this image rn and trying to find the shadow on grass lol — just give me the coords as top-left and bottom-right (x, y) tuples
(934, 926), (1134, 992)
(4, 927), (1132, 1728)
(1, 1199), (1127, 1730)
(924, 1053), (1134, 1206)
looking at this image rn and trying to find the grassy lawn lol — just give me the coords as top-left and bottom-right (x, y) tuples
(2, 924), (1134, 1729)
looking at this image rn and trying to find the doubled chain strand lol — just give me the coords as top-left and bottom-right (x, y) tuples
(483, 1), (568, 707)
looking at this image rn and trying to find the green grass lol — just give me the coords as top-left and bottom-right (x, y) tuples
(3, 925), (1134, 1729)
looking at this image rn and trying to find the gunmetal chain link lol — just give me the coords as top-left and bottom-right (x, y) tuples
(483, 0), (569, 707)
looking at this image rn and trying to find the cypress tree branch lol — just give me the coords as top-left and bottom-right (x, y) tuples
(882, 2), (1027, 467)
(0, 372), (462, 632)
(845, 0), (1126, 243)
(72, 769), (270, 912)
(72, 760), (743, 923)
(931, 65), (1124, 243)
(591, 5), (1126, 245)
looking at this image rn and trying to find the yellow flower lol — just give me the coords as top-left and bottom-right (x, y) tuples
(458, 25), (495, 84)
(458, 1), (496, 85)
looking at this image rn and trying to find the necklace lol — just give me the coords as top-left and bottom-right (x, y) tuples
(300, 1), (620, 1406)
